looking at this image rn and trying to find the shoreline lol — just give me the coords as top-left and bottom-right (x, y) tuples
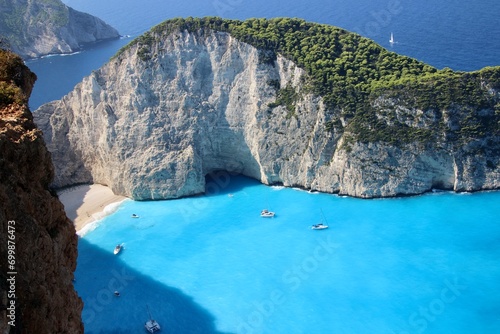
(57, 183), (499, 234)
(58, 184), (127, 233)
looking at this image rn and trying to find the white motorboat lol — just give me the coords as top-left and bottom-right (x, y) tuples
(389, 32), (395, 44)
(113, 244), (122, 255)
(131, 213), (139, 218)
(261, 209), (275, 218)
(145, 305), (161, 333)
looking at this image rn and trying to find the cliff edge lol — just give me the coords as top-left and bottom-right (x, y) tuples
(0, 49), (83, 333)
(35, 18), (500, 200)
(0, 0), (120, 59)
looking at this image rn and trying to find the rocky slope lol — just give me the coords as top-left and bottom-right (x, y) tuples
(0, 0), (119, 59)
(35, 18), (500, 200)
(0, 49), (83, 333)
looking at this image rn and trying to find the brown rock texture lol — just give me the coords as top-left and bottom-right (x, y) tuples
(0, 49), (83, 333)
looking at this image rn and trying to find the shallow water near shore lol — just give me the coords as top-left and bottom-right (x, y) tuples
(75, 176), (500, 333)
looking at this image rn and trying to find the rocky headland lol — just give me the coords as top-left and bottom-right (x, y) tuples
(35, 18), (500, 200)
(0, 49), (83, 333)
(0, 0), (119, 59)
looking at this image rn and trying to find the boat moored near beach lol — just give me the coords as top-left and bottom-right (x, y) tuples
(312, 209), (329, 230)
(311, 223), (328, 230)
(261, 209), (275, 218)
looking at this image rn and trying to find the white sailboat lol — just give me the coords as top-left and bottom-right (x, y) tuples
(260, 193), (275, 218)
(311, 209), (329, 230)
(389, 32), (395, 44)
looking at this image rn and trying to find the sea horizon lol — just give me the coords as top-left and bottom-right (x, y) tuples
(27, 0), (500, 110)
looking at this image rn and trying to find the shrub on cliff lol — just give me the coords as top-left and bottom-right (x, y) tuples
(0, 49), (35, 107)
(116, 17), (500, 145)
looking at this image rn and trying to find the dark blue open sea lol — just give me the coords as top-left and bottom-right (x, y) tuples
(27, 1), (500, 333)
(27, 0), (500, 109)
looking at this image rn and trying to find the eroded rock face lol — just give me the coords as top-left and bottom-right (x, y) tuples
(0, 49), (83, 333)
(35, 28), (500, 200)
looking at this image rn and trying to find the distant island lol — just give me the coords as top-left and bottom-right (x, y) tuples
(0, 0), (119, 59)
(36, 17), (500, 200)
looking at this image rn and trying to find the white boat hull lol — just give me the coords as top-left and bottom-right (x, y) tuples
(261, 209), (275, 218)
(311, 224), (328, 230)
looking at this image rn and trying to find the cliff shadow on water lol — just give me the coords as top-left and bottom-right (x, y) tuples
(75, 238), (233, 334)
(203, 171), (263, 198)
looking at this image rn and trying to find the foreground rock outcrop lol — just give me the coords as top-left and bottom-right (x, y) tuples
(0, 49), (83, 333)
(35, 18), (500, 200)
(0, 0), (119, 59)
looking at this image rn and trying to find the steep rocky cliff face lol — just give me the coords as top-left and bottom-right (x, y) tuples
(35, 18), (500, 200)
(0, 0), (119, 59)
(0, 49), (83, 333)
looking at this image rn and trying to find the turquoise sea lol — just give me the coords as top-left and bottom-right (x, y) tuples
(24, 0), (500, 333)
(76, 175), (500, 333)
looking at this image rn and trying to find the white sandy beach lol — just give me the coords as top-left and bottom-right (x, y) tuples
(58, 184), (127, 232)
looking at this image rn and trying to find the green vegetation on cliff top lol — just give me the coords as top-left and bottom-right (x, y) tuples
(117, 17), (500, 145)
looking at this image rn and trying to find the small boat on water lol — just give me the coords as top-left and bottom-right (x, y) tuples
(131, 213), (139, 218)
(145, 305), (161, 333)
(145, 319), (161, 333)
(311, 209), (329, 230)
(261, 209), (275, 218)
(311, 223), (328, 230)
(114, 244), (122, 255)
(389, 32), (395, 44)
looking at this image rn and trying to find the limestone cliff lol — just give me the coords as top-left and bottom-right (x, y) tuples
(0, 49), (83, 333)
(35, 18), (500, 200)
(0, 0), (119, 59)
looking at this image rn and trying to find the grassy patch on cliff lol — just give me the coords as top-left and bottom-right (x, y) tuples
(115, 17), (500, 145)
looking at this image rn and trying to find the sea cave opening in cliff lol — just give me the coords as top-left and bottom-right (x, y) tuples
(203, 168), (263, 199)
